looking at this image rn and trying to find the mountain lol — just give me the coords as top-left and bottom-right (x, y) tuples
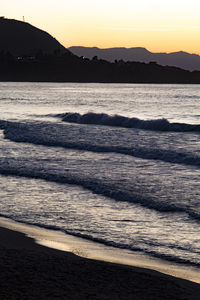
(0, 17), (69, 56)
(69, 46), (200, 71)
(0, 18), (200, 83)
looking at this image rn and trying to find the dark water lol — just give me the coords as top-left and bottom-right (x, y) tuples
(0, 82), (199, 267)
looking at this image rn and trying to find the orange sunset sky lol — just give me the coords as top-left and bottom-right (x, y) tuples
(1, 0), (200, 54)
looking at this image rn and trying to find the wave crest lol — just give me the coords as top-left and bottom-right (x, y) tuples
(57, 112), (200, 132)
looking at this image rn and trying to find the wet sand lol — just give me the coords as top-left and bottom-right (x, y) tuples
(0, 226), (200, 299)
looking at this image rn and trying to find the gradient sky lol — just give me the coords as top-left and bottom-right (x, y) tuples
(1, 0), (200, 54)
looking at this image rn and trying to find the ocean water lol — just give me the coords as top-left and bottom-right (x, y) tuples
(0, 82), (200, 268)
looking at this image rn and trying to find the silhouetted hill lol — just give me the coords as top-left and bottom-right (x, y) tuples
(1, 52), (200, 83)
(69, 46), (200, 71)
(0, 18), (200, 83)
(0, 17), (69, 56)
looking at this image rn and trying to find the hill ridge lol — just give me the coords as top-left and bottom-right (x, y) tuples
(69, 46), (200, 71)
(0, 17), (69, 56)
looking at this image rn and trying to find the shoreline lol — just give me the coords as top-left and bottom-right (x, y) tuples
(0, 218), (200, 299)
(0, 217), (200, 284)
(1, 217), (200, 283)
(0, 223), (200, 299)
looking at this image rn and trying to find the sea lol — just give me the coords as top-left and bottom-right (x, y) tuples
(0, 82), (200, 279)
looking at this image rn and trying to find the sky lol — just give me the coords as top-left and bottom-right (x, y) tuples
(1, 0), (200, 54)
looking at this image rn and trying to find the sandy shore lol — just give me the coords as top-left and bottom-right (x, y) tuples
(0, 226), (200, 299)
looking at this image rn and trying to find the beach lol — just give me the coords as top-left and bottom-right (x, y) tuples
(0, 226), (200, 300)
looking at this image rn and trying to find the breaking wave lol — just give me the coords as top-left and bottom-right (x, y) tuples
(56, 112), (200, 132)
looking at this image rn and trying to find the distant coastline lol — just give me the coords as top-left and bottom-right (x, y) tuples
(1, 18), (200, 84)
(1, 52), (200, 84)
